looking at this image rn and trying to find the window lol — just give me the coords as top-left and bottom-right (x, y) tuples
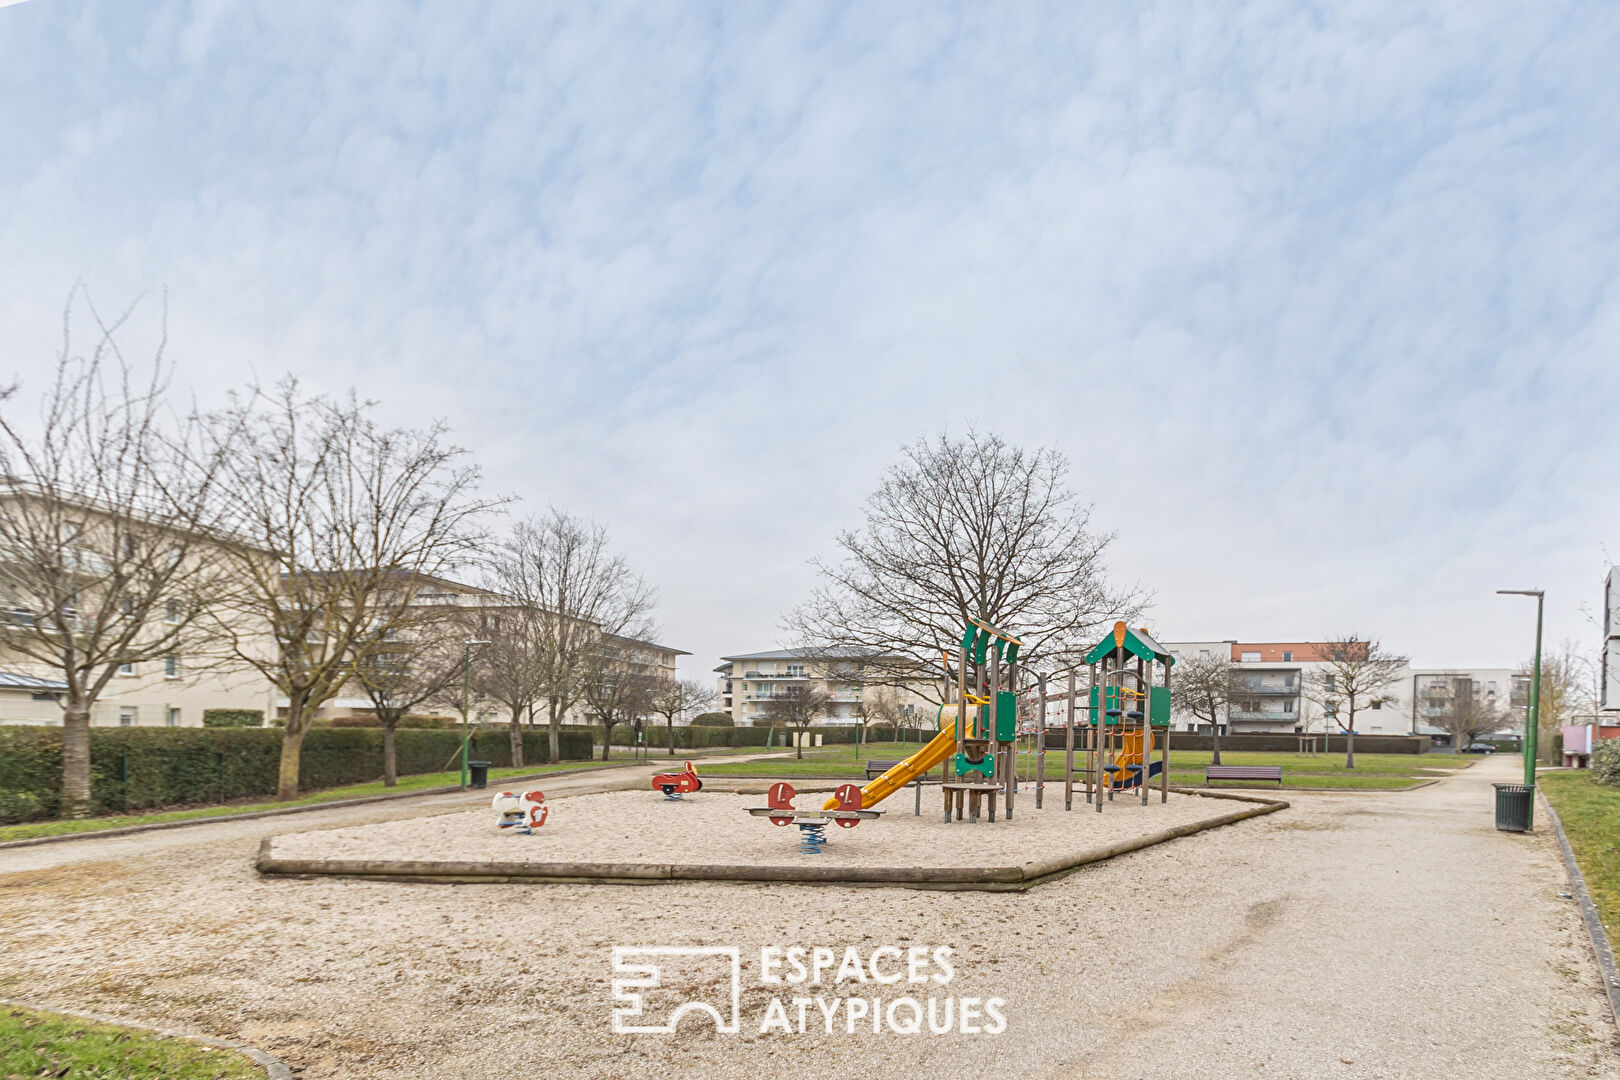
(118, 661), (135, 675)
(1283, 699), (1295, 713)
(123, 534), (138, 559)
(1240, 652), (1260, 663)
(1324, 675), (1335, 691)
(165, 599), (179, 623)
(164, 655), (179, 678)
(1370, 701), (1382, 710)
(1282, 651), (1293, 662)
(119, 707), (136, 727)
(121, 597), (136, 617)
(1198, 649), (1210, 658)
(167, 707), (180, 727)
(786, 664), (804, 677)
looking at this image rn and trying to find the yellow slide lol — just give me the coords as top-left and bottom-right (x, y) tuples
(823, 707), (961, 811)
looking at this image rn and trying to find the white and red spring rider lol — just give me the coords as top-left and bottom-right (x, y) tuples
(492, 789), (548, 834)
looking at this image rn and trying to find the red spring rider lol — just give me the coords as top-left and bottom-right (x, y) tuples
(652, 760), (702, 800)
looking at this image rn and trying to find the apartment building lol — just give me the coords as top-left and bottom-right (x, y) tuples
(714, 649), (935, 727)
(1160, 639), (1522, 738)
(1604, 567), (1620, 720)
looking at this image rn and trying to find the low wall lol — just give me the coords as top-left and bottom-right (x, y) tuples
(1040, 730), (1430, 755)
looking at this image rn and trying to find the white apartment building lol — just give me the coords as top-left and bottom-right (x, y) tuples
(714, 649), (935, 727)
(1158, 641), (1522, 739)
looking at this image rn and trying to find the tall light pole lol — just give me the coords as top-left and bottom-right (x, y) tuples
(460, 638), (492, 790)
(1497, 589), (1543, 823)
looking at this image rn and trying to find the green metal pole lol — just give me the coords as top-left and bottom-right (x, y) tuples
(1525, 594), (1542, 812)
(460, 643), (470, 791)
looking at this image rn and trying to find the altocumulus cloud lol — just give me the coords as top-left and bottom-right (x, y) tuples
(0, 1), (1617, 671)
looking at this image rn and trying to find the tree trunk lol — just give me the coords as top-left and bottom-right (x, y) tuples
(795, 724), (805, 759)
(1210, 718), (1222, 766)
(277, 694), (311, 800)
(61, 700), (94, 819)
(667, 715), (676, 756)
(509, 705), (525, 769)
(381, 718), (399, 787)
(601, 720), (613, 761)
(547, 700), (561, 763)
(1345, 720), (1356, 769)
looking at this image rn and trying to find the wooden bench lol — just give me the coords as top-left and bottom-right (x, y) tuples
(1205, 765), (1283, 788)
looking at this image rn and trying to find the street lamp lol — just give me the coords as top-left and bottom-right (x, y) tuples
(1496, 589), (1543, 824)
(460, 639), (492, 790)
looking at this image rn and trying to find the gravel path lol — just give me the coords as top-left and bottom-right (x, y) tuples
(1, 753), (1613, 1079)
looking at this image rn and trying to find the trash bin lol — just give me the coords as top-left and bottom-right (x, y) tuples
(1493, 783), (1532, 832)
(468, 760), (492, 790)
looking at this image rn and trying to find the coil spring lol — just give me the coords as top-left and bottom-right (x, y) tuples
(797, 821), (828, 854)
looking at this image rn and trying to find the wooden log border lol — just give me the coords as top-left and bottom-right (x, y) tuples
(255, 788), (1288, 893)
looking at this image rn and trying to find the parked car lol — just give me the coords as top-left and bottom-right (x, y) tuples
(1462, 743), (1497, 754)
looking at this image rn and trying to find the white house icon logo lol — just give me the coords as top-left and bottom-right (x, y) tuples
(611, 946), (742, 1034)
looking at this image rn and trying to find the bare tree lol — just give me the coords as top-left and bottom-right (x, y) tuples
(1521, 641), (1599, 762)
(1301, 636), (1408, 769)
(650, 677), (716, 757)
(1174, 653), (1235, 764)
(206, 381), (497, 800)
(0, 291), (232, 816)
(485, 510), (655, 762)
(850, 684), (905, 754)
(469, 602), (548, 768)
(581, 646), (659, 761)
(787, 431), (1138, 697)
(761, 684), (830, 759)
(351, 603), (465, 786)
(1431, 685), (1503, 751)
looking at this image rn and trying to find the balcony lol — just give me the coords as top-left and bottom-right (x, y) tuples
(1231, 682), (1297, 696)
(1229, 710), (1297, 722)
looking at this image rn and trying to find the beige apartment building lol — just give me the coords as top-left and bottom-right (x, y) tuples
(714, 648), (937, 727)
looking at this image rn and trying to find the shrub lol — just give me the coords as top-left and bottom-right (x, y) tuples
(691, 712), (734, 726)
(1591, 738), (1620, 786)
(202, 709), (264, 728)
(0, 725), (594, 824)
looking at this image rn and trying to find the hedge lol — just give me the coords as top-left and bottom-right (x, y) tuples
(1592, 738), (1620, 786)
(201, 709), (264, 728)
(599, 724), (917, 749)
(0, 725), (594, 824)
(690, 712), (735, 726)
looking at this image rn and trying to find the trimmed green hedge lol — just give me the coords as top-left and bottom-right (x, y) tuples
(690, 712), (735, 726)
(201, 709), (264, 728)
(600, 724), (913, 749)
(0, 726), (594, 824)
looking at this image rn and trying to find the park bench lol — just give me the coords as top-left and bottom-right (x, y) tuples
(1205, 764), (1283, 788)
(865, 758), (941, 782)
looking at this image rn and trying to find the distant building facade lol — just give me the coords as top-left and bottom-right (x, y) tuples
(713, 649), (934, 727)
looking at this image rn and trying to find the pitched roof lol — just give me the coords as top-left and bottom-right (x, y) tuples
(0, 670), (68, 691)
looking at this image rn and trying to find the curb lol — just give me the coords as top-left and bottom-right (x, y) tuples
(255, 790), (1288, 892)
(0, 997), (292, 1079)
(0, 756), (776, 852)
(1539, 791), (1620, 1034)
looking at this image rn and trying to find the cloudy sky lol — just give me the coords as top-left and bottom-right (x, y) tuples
(2, 1), (1617, 678)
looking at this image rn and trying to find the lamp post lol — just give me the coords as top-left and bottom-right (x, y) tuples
(460, 638), (492, 790)
(1496, 589), (1543, 823)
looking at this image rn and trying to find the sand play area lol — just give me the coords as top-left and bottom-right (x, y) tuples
(260, 785), (1281, 887)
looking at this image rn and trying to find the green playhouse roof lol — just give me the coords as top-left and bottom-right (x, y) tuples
(1082, 622), (1175, 666)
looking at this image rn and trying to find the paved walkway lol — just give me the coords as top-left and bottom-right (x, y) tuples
(0, 753), (1613, 1079)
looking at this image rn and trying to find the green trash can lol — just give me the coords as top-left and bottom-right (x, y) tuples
(1493, 783), (1532, 832)
(468, 760), (492, 789)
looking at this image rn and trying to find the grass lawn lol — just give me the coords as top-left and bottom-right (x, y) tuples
(696, 741), (1470, 791)
(0, 1005), (262, 1079)
(0, 761), (599, 844)
(1540, 771), (1620, 946)
(0, 743), (794, 845)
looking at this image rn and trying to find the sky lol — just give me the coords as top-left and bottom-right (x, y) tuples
(2, 1), (1618, 680)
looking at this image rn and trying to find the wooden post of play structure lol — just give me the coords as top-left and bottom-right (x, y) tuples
(1139, 654), (1151, 806)
(1063, 668), (1075, 811)
(1160, 654), (1172, 804)
(1035, 671), (1046, 809)
(1094, 657), (1106, 813)
(988, 641), (1001, 823)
